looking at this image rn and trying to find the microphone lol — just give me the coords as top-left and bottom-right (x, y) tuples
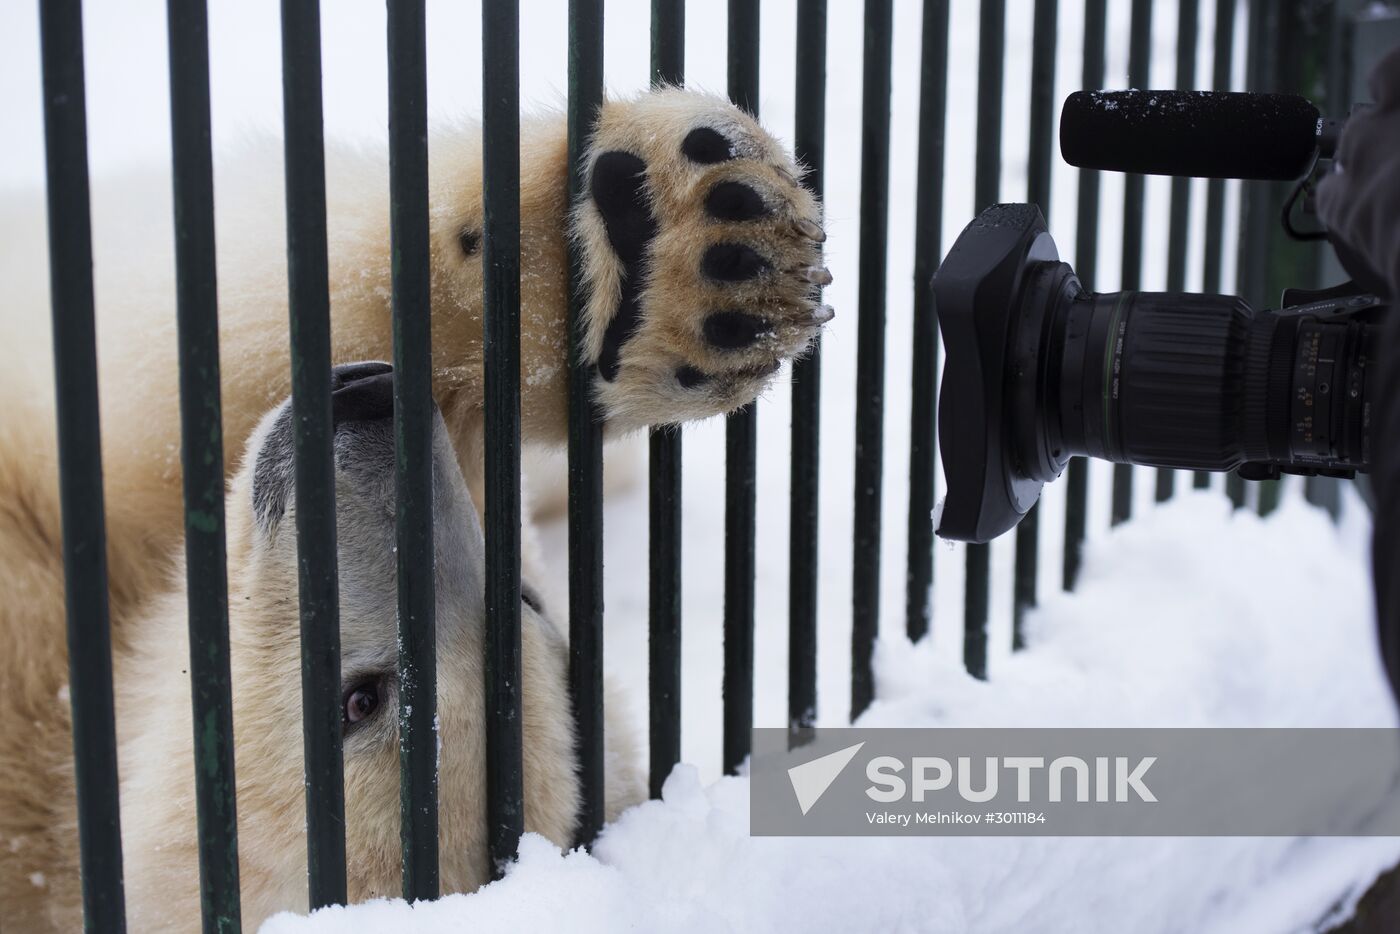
(1060, 89), (1331, 181)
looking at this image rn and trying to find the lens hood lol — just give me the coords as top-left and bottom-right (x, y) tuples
(933, 204), (1061, 543)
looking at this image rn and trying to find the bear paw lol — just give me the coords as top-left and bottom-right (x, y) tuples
(572, 89), (830, 428)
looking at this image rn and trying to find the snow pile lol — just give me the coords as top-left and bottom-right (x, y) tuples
(265, 494), (1400, 934)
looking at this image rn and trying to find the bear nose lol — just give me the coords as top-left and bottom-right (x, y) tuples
(331, 362), (395, 425)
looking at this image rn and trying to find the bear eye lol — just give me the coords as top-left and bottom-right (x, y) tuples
(521, 582), (542, 614)
(343, 680), (382, 731)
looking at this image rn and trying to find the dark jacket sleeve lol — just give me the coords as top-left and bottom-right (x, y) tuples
(1317, 43), (1400, 295)
(1317, 42), (1400, 702)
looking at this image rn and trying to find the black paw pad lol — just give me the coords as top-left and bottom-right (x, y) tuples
(704, 181), (769, 221)
(676, 366), (710, 388)
(703, 310), (770, 350)
(590, 152), (656, 264)
(702, 243), (769, 282)
(681, 127), (735, 164)
(590, 150), (660, 381)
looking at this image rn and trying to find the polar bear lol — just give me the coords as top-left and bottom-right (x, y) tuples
(101, 361), (639, 929)
(0, 89), (827, 929)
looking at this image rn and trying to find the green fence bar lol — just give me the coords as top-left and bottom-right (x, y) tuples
(385, 0), (439, 900)
(1227, 470), (1247, 509)
(1159, 0), (1199, 503)
(1013, 0), (1057, 650)
(1200, 0), (1234, 303)
(1238, 0), (1287, 517)
(567, 0), (607, 839)
(165, 1), (242, 929)
(850, 0), (894, 720)
(904, 0), (949, 646)
(279, 0), (347, 910)
(1064, 0), (1107, 590)
(1112, 0), (1152, 526)
(964, 0), (1004, 678)
(648, 418), (682, 793)
(964, 535), (990, 680)
(1203, 0), (1236, 497)
(723, 0), (760, 773)
(647, 0), (684, 798)
(789, 0), (825, 733)
(1258, 479), (1282, 517)
(38, 1), (128, 928)
(483, 0), (525, 874)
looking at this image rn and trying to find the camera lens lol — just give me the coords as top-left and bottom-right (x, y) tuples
(1015, 268), (1375, 478)
(931, 205), (1376, 543)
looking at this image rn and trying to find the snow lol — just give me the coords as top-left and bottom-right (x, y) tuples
(2, 0), (1394, 931)
(267, 494), (1400, 934)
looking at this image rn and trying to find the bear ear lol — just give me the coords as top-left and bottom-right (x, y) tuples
(428, 432), (490, 619)
(249, 405), (296, 535)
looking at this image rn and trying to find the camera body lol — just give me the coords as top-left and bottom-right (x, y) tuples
(934, 203), (1384, 544)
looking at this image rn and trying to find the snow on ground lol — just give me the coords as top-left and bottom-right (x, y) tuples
(267, 493), (1400, 934)
(4, 0), (1395, 931)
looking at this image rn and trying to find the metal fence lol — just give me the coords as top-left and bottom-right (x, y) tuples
(31, 0), (1355, 929)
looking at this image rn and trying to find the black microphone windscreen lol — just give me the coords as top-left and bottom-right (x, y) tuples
(1060, 90), (1321, 180)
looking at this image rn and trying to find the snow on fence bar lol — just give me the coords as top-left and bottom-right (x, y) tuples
(33, 0), (1297, 930)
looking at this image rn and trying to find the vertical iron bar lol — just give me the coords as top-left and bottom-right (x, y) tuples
(652, 0), (684, 85)
(850, 0), (894, 721)
(964, 0), (1004, 679)
(724, 0), (760, 772)
(1258, 478), (1282, 516)
(1201, 0), (1235, 301)
(1012, 508), (1037, 650)
(973, 0), (1004, 213)
(905, 0), (949, 646)
(1064, 0), (1106, 592)
(1305, 474), (1341, 519)
(1159, 0), (1199, 503)
(1227, 470), (1247, 508)
(165, 2), (241, 929)
(647, 426), (682, 795)
(567, 0), (607, 841)
(1013, 0), (1056, 650)
(1238, 0), (1271, 516)
(1113, 0), (1152, 526)
(648, 0), (684, 797)
(1242, 0), (1302, 518)
(483, 0), (525, 875)
(964, 536), (990, 680)
(386, 0), (438, 900)
(1238, 0), (1268, 308)
(1203, 0), (1236, 497)
(789, 0), (825, 734)
(1026, 0), (1058, 211)
(1062, 459), (1089, 590)
(37, 2), (127, 928)
(279, 0), (346, 910)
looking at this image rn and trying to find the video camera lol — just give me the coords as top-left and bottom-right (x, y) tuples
(934, 89), (1389, 543)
